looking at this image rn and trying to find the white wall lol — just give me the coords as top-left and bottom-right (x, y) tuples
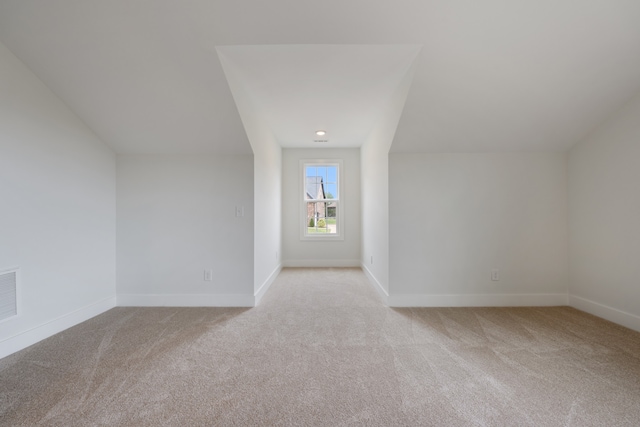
(217, 50), (282, 303)
(282, 148), (360, 266)
(568, 93), (640, 331)
(116, 154), (254, 306)
(361, 64), (417, 299)
(252, 140), (282, 301)
(361, 140), (391, 296)
(0, 42), (116, 358)
(389, 153), (569, 307)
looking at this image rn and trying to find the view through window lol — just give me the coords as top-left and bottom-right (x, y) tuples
(304, 164), (338, 236)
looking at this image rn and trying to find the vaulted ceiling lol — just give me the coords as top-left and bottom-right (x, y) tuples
(1, 1), (639, 154)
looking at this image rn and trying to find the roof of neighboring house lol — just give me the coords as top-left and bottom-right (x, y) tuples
(305, 176), (325, 200)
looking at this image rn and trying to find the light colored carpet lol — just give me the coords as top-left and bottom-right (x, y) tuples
(1, 267), (640, 426)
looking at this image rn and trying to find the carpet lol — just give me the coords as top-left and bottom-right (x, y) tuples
(1, 267), (639, 426)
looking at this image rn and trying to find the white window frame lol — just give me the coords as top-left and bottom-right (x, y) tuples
(300, 159), (344, 241)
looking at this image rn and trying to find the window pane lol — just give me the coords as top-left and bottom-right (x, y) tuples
(305, 177), (319, 200)
(327, 166), (337, 183)
(307, 201), (337, 234)
(317, 167), (326, 183)
(324, 183), (337, 199)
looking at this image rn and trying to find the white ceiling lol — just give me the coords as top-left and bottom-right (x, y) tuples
(217, 44), (420, 148)
(1, 0), (640, 153)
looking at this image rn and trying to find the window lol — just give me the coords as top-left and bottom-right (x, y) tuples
(301, 160), (343, 239)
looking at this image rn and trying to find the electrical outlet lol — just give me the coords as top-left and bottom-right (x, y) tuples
(204, 269), (213, 281)
(235, 206), (244, 217)
(491, 269), (499, 281)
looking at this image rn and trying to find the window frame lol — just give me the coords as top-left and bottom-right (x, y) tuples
(300, 159), (344, 241)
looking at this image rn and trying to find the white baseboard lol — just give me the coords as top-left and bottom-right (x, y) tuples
(255, 264), (282, 305)
(389, 293), (568, 308)
(569, 295), (640, 333)
(0, 296), (116, 360)
(116, 293), (255, 307)
(361, 263), (389, 305)
(283, 259), (361, 268)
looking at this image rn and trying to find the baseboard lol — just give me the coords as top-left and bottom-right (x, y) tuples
(0, 295), (116, 360)
(569, 295), (640, 333)
(361, 263), (389, 305)
(389, 293), (568, 307)
(283, 259), (361, 268)
(116, 293), (255, 307)
(255, 264), (282, 305)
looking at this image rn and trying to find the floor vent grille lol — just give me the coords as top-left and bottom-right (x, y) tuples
(0, 270), (18, 321)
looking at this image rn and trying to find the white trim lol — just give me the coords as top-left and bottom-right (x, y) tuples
(116, 293), (255, 307)
(389, 293), (568, 307)
(569, 295), (640, 333)
(283, 259), (361, 268)
(0, 296), (116, 360)
(255, 264), (282, 305)
(361, 263), (389, 305)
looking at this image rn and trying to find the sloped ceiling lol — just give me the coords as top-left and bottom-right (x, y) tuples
(1, 0), (639, 153)
(217, 44), (420, 148)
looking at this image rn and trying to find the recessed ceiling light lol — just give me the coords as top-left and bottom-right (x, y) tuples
(315, 130), (326, 136)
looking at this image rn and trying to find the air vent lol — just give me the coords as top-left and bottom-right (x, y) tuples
(313, 139), (328, 143)
(0, 269), (18, 322)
